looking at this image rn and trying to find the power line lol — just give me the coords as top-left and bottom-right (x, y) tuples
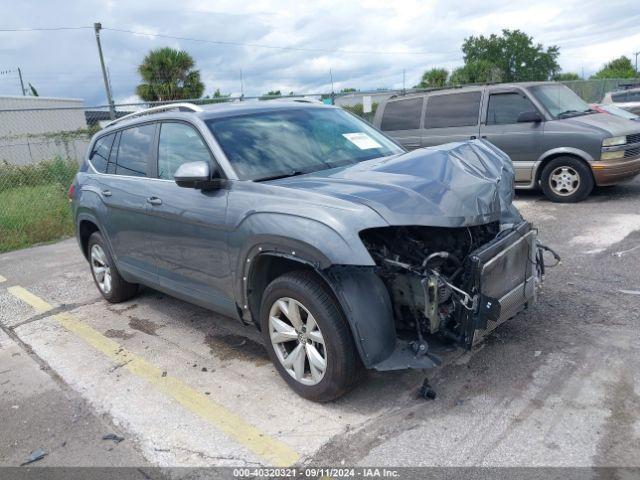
(0, 26), (92, 32)
(0, 24), (447, 55)
(101, 27), (446, 56)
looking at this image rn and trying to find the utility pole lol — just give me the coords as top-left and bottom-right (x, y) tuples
(240, 69), (244, 100)
(329, 68), (335, 105)
(94, 22), (116, 120)
(17, 67), (25, 95)
(634, 51), (640, 75)
(402, 69), (406, 94)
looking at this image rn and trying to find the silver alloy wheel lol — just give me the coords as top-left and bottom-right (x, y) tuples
(549, 166), (581, 197)
(90, 244), (112, 294)
(268, 297), (327, 386)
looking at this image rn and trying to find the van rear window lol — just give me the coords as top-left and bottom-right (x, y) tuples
(424, 92), (481, 129)
(380, 98), (423, 131)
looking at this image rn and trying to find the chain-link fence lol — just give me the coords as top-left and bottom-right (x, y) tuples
(0, 78), (633, 253)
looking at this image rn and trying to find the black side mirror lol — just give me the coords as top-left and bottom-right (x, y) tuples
(174, 161), (218, 189)
(517, 111), (543, 123)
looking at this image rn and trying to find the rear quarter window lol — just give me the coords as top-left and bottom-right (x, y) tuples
(89, 133), (115, 173)
(380, 98), (423, 131)
(424, 92), (481, 128)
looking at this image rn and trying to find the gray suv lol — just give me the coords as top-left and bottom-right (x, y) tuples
(71, 101), (547, 401)
(374, 82), (640, 202)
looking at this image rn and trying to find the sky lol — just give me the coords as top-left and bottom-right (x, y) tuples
(1, 0), (639, 105)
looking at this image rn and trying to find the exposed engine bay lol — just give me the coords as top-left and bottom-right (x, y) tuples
(360, 221), (549, 352)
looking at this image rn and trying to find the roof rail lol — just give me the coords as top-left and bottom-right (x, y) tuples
(104, 103), (203, 128)
(263, 97), (323, 104)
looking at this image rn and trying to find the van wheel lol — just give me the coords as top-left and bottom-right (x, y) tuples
(88, 232), (138, 303)
(259, 271), (362, 402)
(540, 157), (594, 203)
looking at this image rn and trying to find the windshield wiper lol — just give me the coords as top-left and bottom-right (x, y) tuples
(556, 109), (589, 118)
(254, 170), (308, 182)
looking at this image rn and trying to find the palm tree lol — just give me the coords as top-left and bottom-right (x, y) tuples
(136, 48), (205, 102)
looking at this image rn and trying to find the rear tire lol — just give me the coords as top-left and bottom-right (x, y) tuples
(88, 232), (138, 303)
(260, 271), (362, 402)
(540, 157), (594, 203)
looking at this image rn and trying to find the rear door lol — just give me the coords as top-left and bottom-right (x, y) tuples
(378, 97), (424, 150)
(421, 91), (482, 147)
(480, 89), (543, 183)
(94, 123), (159, 284)
(144, 121), (235, 316)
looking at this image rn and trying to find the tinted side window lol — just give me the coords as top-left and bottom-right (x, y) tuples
(628, 91), (640, 102)
(611, 92), (626, 102)
(380, 98), (423, 131)
(114, 124), (155, 177)
(424, 92), (481, 128)
(89, 133), (115, 173)
(486, 93), (536, 125)
(158, 123), (212, 180)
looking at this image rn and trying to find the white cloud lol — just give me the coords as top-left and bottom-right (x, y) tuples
(0, 0), (638, 104)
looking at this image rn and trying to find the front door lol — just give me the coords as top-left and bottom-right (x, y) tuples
(145, 121), (235, 317)
(480, 90), (544, 184)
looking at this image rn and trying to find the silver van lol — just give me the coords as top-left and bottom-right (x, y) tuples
(374, 82), (640, 202)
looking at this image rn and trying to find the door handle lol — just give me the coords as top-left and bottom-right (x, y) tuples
(146, 197), (162, 206)
(101, 190), (112, 197)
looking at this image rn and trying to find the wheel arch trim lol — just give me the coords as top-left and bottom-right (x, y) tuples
(240, 248), (397, 369)
(533, 147), (594, 185)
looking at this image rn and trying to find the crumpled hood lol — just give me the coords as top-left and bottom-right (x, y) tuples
(274, 139), (521, 227)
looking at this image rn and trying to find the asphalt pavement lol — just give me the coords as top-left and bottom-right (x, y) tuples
(0, 179), (639, 472)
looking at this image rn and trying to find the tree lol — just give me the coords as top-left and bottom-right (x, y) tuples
(552, 72), (580, 81)
(340, 87), (357, 93)
(136, 47), (205, 102)
(203, 88), (230, 104)
(260, 90), (282, 100)
(417, 68), (448, 88)
(449, 60), (501, 85)
(592, 56), (636, 79)
(461, 29), (560, 82)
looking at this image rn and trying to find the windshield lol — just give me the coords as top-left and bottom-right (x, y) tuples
(529, 84), (592, 118)
(206, 107), (403, 180)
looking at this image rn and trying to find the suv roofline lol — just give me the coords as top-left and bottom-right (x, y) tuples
(104, 102), (203, 128)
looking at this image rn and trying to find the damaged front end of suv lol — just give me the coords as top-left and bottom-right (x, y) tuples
(303, 140), (557, 372)
(360, 220), (541, 368)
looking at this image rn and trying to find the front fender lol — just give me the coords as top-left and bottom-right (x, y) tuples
(322, 266), (396, 368)
(231, 212), (376, 273)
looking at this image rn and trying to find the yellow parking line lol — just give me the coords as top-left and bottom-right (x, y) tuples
(9, 287), (300, 467)
(0, 274), (6, 283)
(7, 286), (53, 313)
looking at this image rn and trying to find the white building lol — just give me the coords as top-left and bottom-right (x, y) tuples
(0, 96), (90, 165)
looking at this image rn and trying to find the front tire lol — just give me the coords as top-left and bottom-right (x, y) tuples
(540, 157), (594, 203)
(88, 232), (138, 303)
(260, 271), (362, 402)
